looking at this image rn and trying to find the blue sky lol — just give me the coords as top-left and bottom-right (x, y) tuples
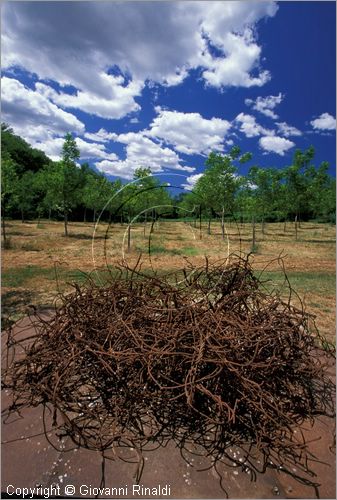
(2, 1), (336, 191)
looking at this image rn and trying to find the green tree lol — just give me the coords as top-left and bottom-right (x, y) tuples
(248, 166), (282, 234)
(285, 147), (315, 227)
(16, 171), (38, 223)
(82, 171), (114, 223)
(44, 133), (82, 236)
(1, 123), (51, 175)
(194, 148), (250, 238)
(1, 153), (18, 245)
(306, 161), (336, 221)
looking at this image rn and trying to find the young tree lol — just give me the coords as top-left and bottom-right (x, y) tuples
(248, 166), (282, 234)
(82, 172), (111, 223)
(284, 146), (315, 236)
(194, 148), (251, 238)
(16, 171), (37, 223)
(306, 161), (336, 221)
(1, 153), (18, 245)
(46, 133), (82, 236)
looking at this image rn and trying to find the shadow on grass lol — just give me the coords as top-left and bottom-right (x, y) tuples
(62, 233), (108, 240)
(1, 290), (38, 329)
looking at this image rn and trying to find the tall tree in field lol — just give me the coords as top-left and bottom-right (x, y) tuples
(56, 133), (81, 236)
(134, 168), (173, 225)
(82, 172), (111, 223)
(16, 171), (38, 223)
(305, 161), (336, 221)
(284, 146), (315, 234)
(1, 153), (18, 245)
(248, 166), (282, 234)
(177, 190), (202, 230)
(194, 147), (251, 238)
(63, 133), (81, 234)
(105, 179), (123, 222)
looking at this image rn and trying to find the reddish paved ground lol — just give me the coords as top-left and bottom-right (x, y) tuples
(2, 316), (335, 499)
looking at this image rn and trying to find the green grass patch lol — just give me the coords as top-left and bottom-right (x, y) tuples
(256, 270), (335, 296)
(171, 246), (200, 256)
(2, 266), (56, 287)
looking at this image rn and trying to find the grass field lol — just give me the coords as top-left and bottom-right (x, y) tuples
(2, 219), (335, 342)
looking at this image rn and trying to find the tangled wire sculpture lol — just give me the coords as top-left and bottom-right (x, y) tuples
(2, 255), (335, 493)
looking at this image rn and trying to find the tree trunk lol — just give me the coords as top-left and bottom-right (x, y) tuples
(150, 209), (156, 234)
(48, 207), (52, 221)
(221, 207), (225, 240)
(207, 218), (211, 235)
(93, 208), (96, 223)
(252, 216), (256, 250)
(21, 209), (25, 223)
(199, 205), (202, 240)
(83, 207), (87, 223)
(127, 223), (131, 252)
(284, 219), (287, 232)
(151, 208), (155, 233)
(261, 216), (265, 235)
(143, 210), (147, 237)
(295, 215), (298, 241)
(2, 209), (7, 245)
(64, 210), (68, 237)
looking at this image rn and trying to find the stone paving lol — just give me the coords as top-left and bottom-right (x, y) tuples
(2, 317), (335, 499)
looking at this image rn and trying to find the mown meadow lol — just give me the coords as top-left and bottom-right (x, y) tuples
(2, 218), (335, 343)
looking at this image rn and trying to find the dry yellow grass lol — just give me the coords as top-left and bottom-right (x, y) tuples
(2, 219), (335, 341)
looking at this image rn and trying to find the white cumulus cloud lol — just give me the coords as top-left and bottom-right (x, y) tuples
(259, 136), (295, 156)
(276, 122), (302, 137)
(95, 131), (195, 180)
(2, 1), (278, 123)
(181, 173), (204, 191)
(1, 77), (85, 143)
(29, 136), (118, 163)
(84, 129), (118, 143)
(310, 112), (336, 131)
(245, 93), (284, 119)
(148, 108), (231, 155)
(35, 79), (142, 120)
(235, 113), (272, 137)
(201, 31), (271, 88)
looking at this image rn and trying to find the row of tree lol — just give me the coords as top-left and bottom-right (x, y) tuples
(1, 123), (336, 244)
(1, 125), (172, 241)
(180, 146), (335, 236)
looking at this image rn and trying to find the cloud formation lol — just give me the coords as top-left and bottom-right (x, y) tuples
(310, 112), (336, 131)
(1, 77), (85, 143)
(245, 93), (284, 119)
(276, 122), (302, 137)
(2, 1), (278, 122)
(29, 136), (119, 163)
(148, 108), (231, 155)
(35, 79), (142, 120)
(95, 131), (195, 180)
(84, 129), (118, 143)
(181, 173), (204, 191)
(235, 113), (272, 138)
(259, 136), (295, 156)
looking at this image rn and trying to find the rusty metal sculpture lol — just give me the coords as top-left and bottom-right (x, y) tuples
(2, 255), (335, 492)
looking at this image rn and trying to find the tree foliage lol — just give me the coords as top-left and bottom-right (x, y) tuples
(1, 124), (335, 232)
